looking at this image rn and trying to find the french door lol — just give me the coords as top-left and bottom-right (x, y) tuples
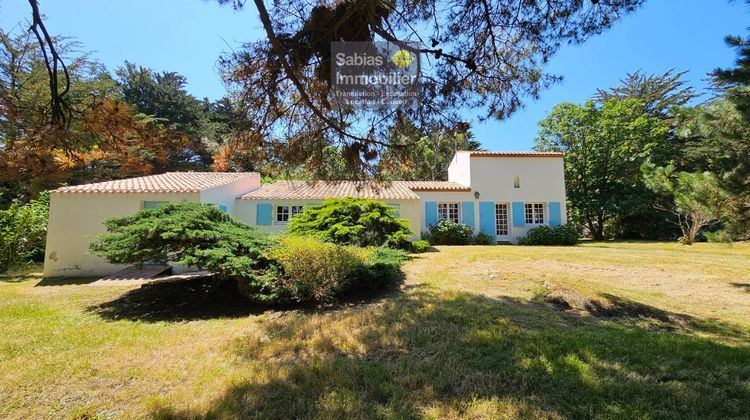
(495, 203), (510, 241)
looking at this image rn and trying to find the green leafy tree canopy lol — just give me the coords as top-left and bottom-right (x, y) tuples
(535, 98), (669, 240)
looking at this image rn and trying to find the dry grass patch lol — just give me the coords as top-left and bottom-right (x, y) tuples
(1, 241), (749, 418)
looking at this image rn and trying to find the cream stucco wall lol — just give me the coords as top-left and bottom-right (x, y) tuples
(43, 192), (199, 277)
(447, 152), (471, 187)
(199, 173), (261, 216)
(444, 155), (567, 242)
(235, 198), (422, 240)
(414, 191), (475, 234)
(43, 176), (262, 278)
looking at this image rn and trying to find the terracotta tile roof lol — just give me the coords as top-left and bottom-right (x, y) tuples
(466, 151), (564, 158)
(239, 180), (471, 200)
(52, 172), (259, 193)
(399, 181), (472, 192)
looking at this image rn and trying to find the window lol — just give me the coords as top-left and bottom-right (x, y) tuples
(525, 203), (545, 224)
(495, 203), (508, 236)
(143, 201), (166, 209)
(438, 202), (460, 223)
(513, 176), (520, 188)
(275, 205), (304, 223)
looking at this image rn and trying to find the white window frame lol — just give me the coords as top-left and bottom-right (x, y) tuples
(437, 202), (461, 223)
(495, 203), (509, 236)
(275, 204), (305, 224)
(524, 202), (545, 225)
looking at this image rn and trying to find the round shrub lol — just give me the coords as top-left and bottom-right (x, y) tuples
(89, 202), (281, 301)
(424, 219), (474, 245)
(518, 223), (579, 246)
(348, 247), (408, 292)
(288, 197), (412, 249)
(409, 239), (431, 253)
(269, 236), (361, 303)
(473, 232), (495, 245)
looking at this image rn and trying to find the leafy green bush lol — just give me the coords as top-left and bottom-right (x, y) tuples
(424, 219), (474, 245)
(409, 239), (431, 253)
(269, 236), (360, 303)
(0, 192), (49, 273)
(703, 230), (733, 243)
(90, 202), (281, 302)
(91, 202), (407, 305)
(473, 232), (495, 245)
(348, 247), (408, 292)
(288, 198), (412, 248)
(518, 224), (579, 246)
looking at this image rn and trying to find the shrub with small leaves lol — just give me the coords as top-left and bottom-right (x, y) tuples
(473, 232), (496, 245)
(409, 239), (431, 253)
(518, 224), (579, 246)
(269, 236), (360, 303)
(0, 192), (50, 273)
(90, 202), (281, 302)
(424, 219), (474, 245)
(348, 247), (408, 292)
(288, 197), (413, 249)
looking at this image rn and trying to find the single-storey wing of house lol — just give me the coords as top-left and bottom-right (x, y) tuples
(43, 151), (566, 277)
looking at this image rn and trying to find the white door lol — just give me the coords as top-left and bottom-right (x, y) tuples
(495, 203), (510, 242)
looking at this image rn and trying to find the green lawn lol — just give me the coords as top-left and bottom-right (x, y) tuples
(1, 242), (749, 418)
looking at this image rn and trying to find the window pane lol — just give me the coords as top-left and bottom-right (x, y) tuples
(143, 201), (166, 209)
(276, 205), (289, 222)
(495, 204), (508, 235)
(524, 204), (533, 224)
(439, 202), (460, 223)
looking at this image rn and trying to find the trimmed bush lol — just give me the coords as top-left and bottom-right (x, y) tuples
(269, 236), (361, 303)
(473, 232), (495, 245)
(90, 202), (282, 302)
(91, 202), (407, 306)
(424, 219), (474, 245)
(409, 239), (431, 253)
(0, 192), (49, 273)
(518, 224), (579, 246)
(348, 247), (408, 292)
(288, 197), (413, 249)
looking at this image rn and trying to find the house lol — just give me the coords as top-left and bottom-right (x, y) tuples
(43, 151), (566, 277)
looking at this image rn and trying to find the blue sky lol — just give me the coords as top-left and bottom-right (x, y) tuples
(1, 0), (748, 150)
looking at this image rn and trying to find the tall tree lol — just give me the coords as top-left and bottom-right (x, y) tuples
(0, 29), (188, 205)
(642, 163), (728, 245)
(214, 0), (642, 177)
(116, 62), (223, 168)
(535, 98), (669, 240)
(379, 117), (481, 181)
(594, 69), (697, 120)
(669, 23), (750, 239)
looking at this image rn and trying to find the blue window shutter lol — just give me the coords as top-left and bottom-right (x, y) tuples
(512, 202), (525, 227)
(256, 203), (272, 225)
(478, 202), (495, 235)
(425, 202), (437, 227)
(462, 201), (475, 227)
(388, 203), (401, 217)
(548, 202), (561, 226)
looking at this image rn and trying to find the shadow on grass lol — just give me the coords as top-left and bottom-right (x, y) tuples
(34, 277), (100, 286)
(731, 282), (750, 293)
(0, 273), (40, 283)
(151, 290), (750, 419)
(89, 273), (405, 322)
(88, 276), (267, 321)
